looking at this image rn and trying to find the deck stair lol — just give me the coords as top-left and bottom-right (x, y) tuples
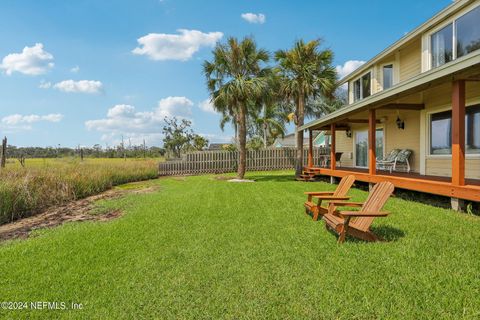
(296, 167), (317, 182)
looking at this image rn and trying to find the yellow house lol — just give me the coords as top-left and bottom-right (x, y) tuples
(301, 0), (480, 208)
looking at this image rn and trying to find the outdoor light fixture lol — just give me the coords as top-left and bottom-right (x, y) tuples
(346, 129), (352, 138)
(396, 115), (405, 130)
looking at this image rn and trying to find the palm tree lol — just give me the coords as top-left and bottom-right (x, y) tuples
(275, 39), (337, 177)
(252, 102), (287, 148)
(204, 37), (270, 179)
(218, 106), (238, 147)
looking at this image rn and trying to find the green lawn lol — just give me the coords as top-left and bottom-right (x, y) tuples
(1, 171), (479, 319)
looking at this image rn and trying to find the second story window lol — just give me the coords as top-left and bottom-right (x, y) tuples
(431, 24), (453, 68)
(353, 72), (371, 102)
(456, 5), (480, 59)
(430, 5), (480, 69)
(383, 65), (393, 89)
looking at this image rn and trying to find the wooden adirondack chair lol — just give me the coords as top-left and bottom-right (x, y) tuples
(323, 181), (394, 243)
(304, 175), (355, 221)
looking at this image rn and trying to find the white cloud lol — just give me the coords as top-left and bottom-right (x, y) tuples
(70, 65), (80, 73)
(1, 113), (63, 131)
(156, 96), (193, 118)
(39, 80), (52, 89)
(132, 29), (223, 61)
(336, 60), (366, 79)
(241, 13), (266, 24)
(52, 80), (104, 94)
(198, 98), (217, 114)
(1, 43), (54, 76)
(199, 133), (233, 143)
(85, 96), (194, 144)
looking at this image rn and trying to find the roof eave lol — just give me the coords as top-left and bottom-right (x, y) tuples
(338, 0), (470, 85)
(299, 51), (480, 132)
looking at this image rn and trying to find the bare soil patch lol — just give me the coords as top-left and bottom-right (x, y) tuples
(0, 182), (159, 242)
(212, 176), (233, 181)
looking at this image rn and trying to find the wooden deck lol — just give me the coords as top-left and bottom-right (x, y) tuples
(307, 166), (480, 202)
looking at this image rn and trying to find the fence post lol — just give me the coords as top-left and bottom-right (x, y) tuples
(1, 136), (7, 168)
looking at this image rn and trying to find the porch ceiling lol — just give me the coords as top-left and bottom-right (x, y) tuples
(299, 51), (480, 132)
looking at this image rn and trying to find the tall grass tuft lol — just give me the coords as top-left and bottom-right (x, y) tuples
(0, 158), (159, 224)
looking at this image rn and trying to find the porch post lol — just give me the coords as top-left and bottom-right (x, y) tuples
(451, 80), (465, 186)
(330, 123), (336, 170)
(308, 129), (313, 168)
(368, 109), (376, 175)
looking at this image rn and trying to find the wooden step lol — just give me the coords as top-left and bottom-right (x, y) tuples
(296, 175), (316, 182)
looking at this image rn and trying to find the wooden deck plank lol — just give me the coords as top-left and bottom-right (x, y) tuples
(307, 167), (480, 202)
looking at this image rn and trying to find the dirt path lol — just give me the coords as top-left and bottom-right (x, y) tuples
(0, 183), (159, 242)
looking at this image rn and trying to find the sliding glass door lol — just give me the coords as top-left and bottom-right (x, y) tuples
(355, 129), (384, 168)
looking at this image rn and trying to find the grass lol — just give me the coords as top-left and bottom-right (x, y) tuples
(1, 171), (479, 319)
(0, 158), (159, 224)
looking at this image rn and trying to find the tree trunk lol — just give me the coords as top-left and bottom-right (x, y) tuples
(263, 123), (268, 149)
(263, 104), (268, 149)
(234, 122), (238, 149)
(1, 137), (6, 168)
(295, 95), (305, 177)
(237, 104), (247, 179)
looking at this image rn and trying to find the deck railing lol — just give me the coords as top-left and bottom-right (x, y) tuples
(158, 147), (329, 176)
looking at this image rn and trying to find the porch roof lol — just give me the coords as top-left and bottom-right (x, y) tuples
(299, 51), (480, 132)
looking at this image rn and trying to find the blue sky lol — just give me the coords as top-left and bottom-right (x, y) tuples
(0, 0), (452, 147)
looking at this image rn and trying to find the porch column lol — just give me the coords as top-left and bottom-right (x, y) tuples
(308, 129), (313, 168)
(368, 109), (376, 175)
(451, 80), (465, 186)
(330, 124), (336, 170)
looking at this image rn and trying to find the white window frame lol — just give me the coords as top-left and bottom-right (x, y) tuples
(426, 104), (480, 159)
(381, 63), (395, 90)
(351, 70), (373, 102)
(426, 2), (480, 70)
(353, 127), (385, 168)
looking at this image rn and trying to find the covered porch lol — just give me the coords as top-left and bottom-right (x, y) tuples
(303, 53), (480, 205)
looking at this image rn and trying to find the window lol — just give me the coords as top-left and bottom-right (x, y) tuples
(354, 79), (361, 102)
(430, 110), (452, 154)
(431, 24), (453, 68)
(383, 64), (393, 89)
(362, 73), (371, 98)
(352, 72), (371, 102)
(430, 5), (480, 68)
(430, 105), (480, 155)
(456, 5), (480, 59)
(355, 129), (384, 167)
(466, 105), (480, 154)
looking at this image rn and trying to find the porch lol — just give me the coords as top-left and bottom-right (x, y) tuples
(304, 166), (480, 202)
(302, 53), (480, 204)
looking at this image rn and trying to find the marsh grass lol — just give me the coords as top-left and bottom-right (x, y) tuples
(0, 158), (159, 224)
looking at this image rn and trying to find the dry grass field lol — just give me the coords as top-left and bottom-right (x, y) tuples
(0, 158), (160, 224)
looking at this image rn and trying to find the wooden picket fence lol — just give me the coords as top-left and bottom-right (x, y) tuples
(158, 147), (328, 176)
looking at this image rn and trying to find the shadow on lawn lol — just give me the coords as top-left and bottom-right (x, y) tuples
(324, 224), (405, 243)
(370, 225), (406, 242)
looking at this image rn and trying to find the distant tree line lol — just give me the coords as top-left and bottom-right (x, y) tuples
(5, 144), (166, 159)
(2, 116), (211, 160)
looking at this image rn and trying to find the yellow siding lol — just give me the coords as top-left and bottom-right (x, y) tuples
(373, 66), (382, 94)
(335, 131), (354, 167)
(426, 159), (480, 179)
(382, 110), (421, 172)
(399, 38), (421, 82)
